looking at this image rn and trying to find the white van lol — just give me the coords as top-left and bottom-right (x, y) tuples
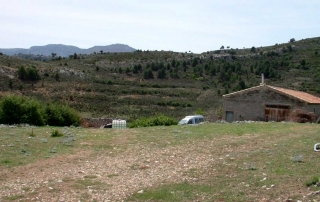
(178, 115), (205, 125)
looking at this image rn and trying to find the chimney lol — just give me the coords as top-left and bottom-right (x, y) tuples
(260, 74), (265, 85)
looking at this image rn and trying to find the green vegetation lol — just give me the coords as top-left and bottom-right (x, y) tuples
(45, 103), (81, 126)
(128, 182), (213, 201)
(18, 66), (39, 81)
(50, 129), (64, 137)
(2, 194), (24, 201)
(0, 95), (46, 125)
(0, 95), (81, 126)
(0, 127), (78, 167)
(129, 114), (178, 128)
(305, 176), (319, 187)
(0, 37), (320, 120)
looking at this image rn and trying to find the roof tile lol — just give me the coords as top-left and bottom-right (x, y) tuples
(223, 84), (320, 104)
(268, 85), (320, 104)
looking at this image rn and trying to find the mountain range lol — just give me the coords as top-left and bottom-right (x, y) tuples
(0, 44), (136, 57)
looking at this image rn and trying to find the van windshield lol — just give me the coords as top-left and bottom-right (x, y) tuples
(178, 118), (188, 125)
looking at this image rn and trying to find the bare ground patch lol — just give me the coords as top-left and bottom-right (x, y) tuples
(1, 125), (320, 201)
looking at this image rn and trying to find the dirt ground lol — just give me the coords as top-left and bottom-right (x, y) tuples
(1, 140), (220, 201)
(1, 131), (320, 202)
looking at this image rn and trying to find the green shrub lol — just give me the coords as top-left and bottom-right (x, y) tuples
(18, 66), (40, 81)
(305, 176), (319, 187)
(21, 99), (46, 125)
(129, 115), (178, 128)
(0, 95), (46, 125)
(0, 95), (80, 126)
(195, 108), (205, 115)
(46, 104), (81, 126)
(51, 129), (64, 137)
(106, 80), (114, 85)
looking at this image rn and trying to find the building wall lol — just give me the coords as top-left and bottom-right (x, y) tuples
(82, 118), (113, 128)
(223, 86), (311, 122)
(305, 104), (320, 117)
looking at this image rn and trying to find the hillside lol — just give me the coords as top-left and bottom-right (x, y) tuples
(0, 44), (136, 57)
(0, 37), (320, 121)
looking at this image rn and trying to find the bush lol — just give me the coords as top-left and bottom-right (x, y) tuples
(129, 115), (178, 128)
(18, 66), (40, 81)
(21, 99), (46, 125)
(0, 95), (46, 125)
(0, 95), (81, 126)
(51, 129), (64, 137)
(305, 176), (319, 187)
(46, 104), (81, 126)
(106, 80), (114, 85)
(143, 68), (154, 79)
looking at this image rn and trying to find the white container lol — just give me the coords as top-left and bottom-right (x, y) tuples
(112, 119), (126, 129)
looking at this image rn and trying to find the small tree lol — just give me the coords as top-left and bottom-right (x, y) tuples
(157, 69), (166, 79)
(118, 67), (123, 74)
(8, 79), (13, 89)
(54, 71), (60, 81)
(18, 66), (27, 80)
(18, 66), (39, 81)
(182, 61), (187, 68)
(27, 68), (39, 81)
(238, 80), (245, 90)
(290, 38), (295, 43)
(191, 58), (198, 67)
(171, 59), (176, 67)
(143, 68), (154, 79)
(125, 67), (131, 74)
(73, 53), (78, 59)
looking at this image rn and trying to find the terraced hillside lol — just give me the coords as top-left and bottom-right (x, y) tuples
(0, 37), (320, 121)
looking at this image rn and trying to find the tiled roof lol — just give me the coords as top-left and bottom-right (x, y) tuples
(223, 84), (320, 104)
(268, 85), (320, 104)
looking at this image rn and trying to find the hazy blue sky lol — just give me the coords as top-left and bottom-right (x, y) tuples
(1, 0), (319, 53)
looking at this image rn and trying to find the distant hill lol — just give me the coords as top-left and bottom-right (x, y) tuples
(0, 36), (319, 121)
(0, 44), (136, 57)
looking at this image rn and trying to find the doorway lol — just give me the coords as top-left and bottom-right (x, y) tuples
(265, 104), (290, 122)
(226, 111), (234, 123)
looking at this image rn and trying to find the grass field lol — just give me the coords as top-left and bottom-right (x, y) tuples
(1, 122), (320, 201)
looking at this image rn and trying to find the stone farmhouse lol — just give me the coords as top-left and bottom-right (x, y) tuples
(222, 83), (320, 122)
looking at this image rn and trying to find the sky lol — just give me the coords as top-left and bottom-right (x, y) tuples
(1, 0), (319, 53)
